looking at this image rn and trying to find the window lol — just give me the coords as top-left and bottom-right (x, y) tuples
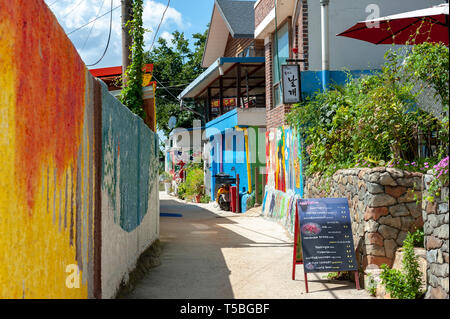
(272, 23), (289, 108)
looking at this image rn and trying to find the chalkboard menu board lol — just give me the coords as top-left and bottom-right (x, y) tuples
(296, 198), (357, 273)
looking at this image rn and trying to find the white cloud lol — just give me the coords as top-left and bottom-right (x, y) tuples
(44, 0), (188, 68)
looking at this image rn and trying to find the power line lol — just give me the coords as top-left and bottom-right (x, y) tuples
(48, 0), (61, 7)
(67, 4), (121, 36)
(81, 0), (106, 50)
(153, 74), (181, 102)
(86, 0), (113, 67)
(62, 0), (86, 19)
(149, 0), (171, 52)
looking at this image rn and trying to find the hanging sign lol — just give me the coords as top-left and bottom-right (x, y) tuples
(281, 64), (301, 104)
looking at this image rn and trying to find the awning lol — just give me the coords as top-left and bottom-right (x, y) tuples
(178, 56), (265, 100)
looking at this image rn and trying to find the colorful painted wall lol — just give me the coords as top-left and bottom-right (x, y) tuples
(101, 82), (160, 299)
(262, 126), (303, 234)
(0, 0), (159, 299)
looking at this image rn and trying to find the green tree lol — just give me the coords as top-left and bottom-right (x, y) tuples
(120, 0), (145, 118)
(145, 27), (208, 137)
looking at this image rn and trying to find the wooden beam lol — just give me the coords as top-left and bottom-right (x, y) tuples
(194, 63), (239, 99)
(236, 63), (241, 108)
(207, 87), (212, 122)
(219, 76), (224, 115)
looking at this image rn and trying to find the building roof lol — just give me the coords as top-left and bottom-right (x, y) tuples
(90, 64), (153, 77)
(179, 56), (265, 100)
(216, 0), (256, 38)
(202, 0), (256, 67)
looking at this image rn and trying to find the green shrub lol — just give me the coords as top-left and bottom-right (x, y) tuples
(177, 182), (187, 200)
(366, 274), (378, 297)
(409, 228), (424, 248)
(379, 232), (423, 299)
(286, 43), (449, 177)
(185, 167), (204, 196)
(200, 194), (211, 203)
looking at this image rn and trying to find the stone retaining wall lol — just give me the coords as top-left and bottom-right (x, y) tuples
(305, 167), (423, 272)
(422, 173), (449, 299)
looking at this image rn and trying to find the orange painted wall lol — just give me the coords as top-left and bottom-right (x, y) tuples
(0, 0), (97, 298)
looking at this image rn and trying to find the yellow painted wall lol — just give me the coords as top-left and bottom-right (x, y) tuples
(0, 0), (97, 299)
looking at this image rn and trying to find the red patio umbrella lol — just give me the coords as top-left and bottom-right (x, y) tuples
(337, 4), (449, 46)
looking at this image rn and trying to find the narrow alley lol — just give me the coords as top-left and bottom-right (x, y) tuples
(124, 193), (373, 299)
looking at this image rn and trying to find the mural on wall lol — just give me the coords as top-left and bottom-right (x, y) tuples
(262, 188), (297, 234)
(0, 0), (100, 299)
(100, 82), (160, 299)
(0, 0), (159, 299)
(262, 126), (303, 233)
(101, 83), (159, 233)
(265, 126), (303, 194)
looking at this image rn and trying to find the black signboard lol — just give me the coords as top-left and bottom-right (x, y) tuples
(296, 198), (357, 273)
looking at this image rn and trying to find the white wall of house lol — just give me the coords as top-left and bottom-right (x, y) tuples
(307, 0), (444, 71)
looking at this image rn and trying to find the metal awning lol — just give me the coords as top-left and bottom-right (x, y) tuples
(178, 57), (265, 100)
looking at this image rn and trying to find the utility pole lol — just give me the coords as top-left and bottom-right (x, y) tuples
(121, 0), (133, 87)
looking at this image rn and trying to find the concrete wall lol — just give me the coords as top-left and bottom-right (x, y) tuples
(0, 0), (99, 299)
(307, 0), (443, 71)
(101, 83), (160, 299)
(0, 0), (159, 299)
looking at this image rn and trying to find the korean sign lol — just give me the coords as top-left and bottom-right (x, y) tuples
(281, 64), (301, 104)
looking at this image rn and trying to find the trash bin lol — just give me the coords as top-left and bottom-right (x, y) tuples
(230, 186), (237, 212)
(213, 173), (236, 200)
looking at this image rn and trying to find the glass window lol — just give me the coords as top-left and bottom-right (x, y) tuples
(272, 23), (289, 107)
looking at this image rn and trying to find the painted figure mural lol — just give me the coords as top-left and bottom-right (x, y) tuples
(262, 126), (303, 234)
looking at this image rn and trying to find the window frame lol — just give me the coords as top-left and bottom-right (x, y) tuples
(271, 19), (292, 109)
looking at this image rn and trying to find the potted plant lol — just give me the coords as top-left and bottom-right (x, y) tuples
(160, 171), (172, 194)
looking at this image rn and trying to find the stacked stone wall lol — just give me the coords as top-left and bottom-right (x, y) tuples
(422, 173), (449, 299)
(305, 167), (423, 272)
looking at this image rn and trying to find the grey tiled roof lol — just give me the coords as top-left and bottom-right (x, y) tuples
(216, 0), (256, 38)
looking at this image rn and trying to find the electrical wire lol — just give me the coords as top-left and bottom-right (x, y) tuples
(81, 0), (106, 50)
(48, 0), (60, 7)
(153, 74), (181, 102)
(149, 0), (171, 52)
(62, 0), (86, 19)
(86, 0), (113, 67)
(67, 4), (121, 35)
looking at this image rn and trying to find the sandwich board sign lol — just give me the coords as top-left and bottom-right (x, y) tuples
(292, 198), (360, 293)
(281, 64), (301, 104)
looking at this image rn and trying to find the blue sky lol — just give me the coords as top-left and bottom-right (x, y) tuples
(44, 0), (214, 69)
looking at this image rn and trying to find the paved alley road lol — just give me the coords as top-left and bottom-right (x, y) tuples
(124, 192), (373, 299)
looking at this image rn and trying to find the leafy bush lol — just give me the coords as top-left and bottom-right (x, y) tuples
(185, 167), (204, 196)
(177, 182), (187, 200)
(286, 43), (449, 177)
(366, 274), (378, 297)
(200, 194), (211, 204)
(379, 232), (423, 299)
(409, 228), (424, 248)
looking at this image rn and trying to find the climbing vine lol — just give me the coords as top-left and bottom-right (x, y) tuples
(120, 0), (146, 118)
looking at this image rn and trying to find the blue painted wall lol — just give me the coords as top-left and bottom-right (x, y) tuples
(206, 109), (263, 202)
(301, 69), (378, 96)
